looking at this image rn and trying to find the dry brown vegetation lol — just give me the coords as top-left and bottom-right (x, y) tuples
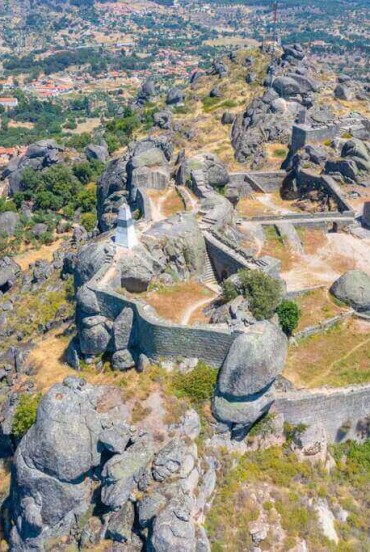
(295, 288), (348, 332)
(13, 235), (70, 271)
(295, 227), (328, 255)
(137, 281), (214, 325)
(259, 226), (296, 272)
(285, 318), (370, 388)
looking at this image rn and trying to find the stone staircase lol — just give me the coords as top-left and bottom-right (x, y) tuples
(202, 250), (221, 293)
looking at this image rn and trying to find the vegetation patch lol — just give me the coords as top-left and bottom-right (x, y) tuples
(12, 393), (42, 438)
(171, 361), (217, 405)
(222, 269), (283, 321)
(284, 318), (370, 387)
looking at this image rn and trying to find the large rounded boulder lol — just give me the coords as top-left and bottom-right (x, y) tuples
(330, 270), (370, 314)
(218, 321), (288, 398)
(213, 321), (287, 429)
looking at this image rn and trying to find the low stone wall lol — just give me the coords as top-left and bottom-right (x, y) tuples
(297, 171), (354, 214)
(136, 187), (152, 221)
(293, 310), (353, 340)
(275, 384), (370, 442)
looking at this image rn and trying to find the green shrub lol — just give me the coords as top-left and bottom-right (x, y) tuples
(222, 279), (238, 302)
(12, 393), (41, 438)
(172, 361), (217, 404)
(238, 269), (282, 320)
(277, 300), (301, 336)
(273, 147), (287, 158)
(80, 212), (97, 232)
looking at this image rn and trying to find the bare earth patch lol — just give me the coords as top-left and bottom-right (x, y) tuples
(138, 281), (214, 325)
(13, 236), (70, 271)
(282, 233), (370, 291)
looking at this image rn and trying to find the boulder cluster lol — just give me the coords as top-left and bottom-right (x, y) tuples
(6, 377), (212, 551)
(331, 270), (370, 315)
(232, 44), (321, 165)
(1, 139), (64, 195)
(97, 136), (172, 232)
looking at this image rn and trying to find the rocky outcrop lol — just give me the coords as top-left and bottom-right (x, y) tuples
(1, 140), (64, 195)
(334, 83), (353, 101)
(341, 138), (370, 173)
(231, 90), (299, 163)
(0, 211), (20, 237)
(6, 378), (210, 551)
(0, 257), (21, 293)
(187, 153), (229, 189)
(330, 270), (370, 314)
(8, 377), (130, 549)
(166, 87), (183, 105)
(213, 321), (287, 434)
(137, 78), (156, 104)
(73, 240), (115, 288)
(144, 213), (207, 280)
(85, 142), (109, 163)
(97, 137), (172, 232)
(292, 423), (328, 465)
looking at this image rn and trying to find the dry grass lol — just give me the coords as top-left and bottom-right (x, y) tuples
(13, 236), (70, 271)
(295, 288), (348, 332)
(284, 318), (370, 388)
(296, 227), (328, 255)
(237, 197), (272, 217)
(138, 281), (213, 324)
(160, 188), (185, 218)
(69, 117), (101, 134)
(263, 143), (288, 169)
(260, 226), (296, 272)
(237, 192), (301, 218)
(8, 120), (34, 129)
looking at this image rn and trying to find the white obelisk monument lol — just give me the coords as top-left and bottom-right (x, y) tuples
(115, 203), (138, 249)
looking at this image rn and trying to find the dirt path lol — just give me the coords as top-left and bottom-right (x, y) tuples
(180, 295), (215, 325)
(180, 186), (199, 212)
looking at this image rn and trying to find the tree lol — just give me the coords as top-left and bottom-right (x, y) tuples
(225, 269), (283, 321)
(80, 212), (97, 232)
(277, 300), (300, 336)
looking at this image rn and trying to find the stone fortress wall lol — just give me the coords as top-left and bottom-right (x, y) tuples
(80, 142), (370, 442)
(89, 263), (238, 368)
(231, 169), (355, 230)
(291, 116), (370, 154)
(291, 123), (339, 153)
(86, 236), (370, 442)
(275, 384), (370, 442)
